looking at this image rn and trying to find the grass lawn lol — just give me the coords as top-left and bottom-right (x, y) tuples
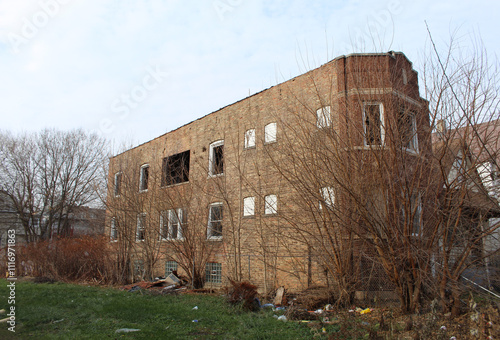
(0, 279), (326, 339)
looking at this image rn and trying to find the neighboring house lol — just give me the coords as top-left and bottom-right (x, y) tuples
(32, 206), (106, 239)
(0, 191), (25, 247)
(433, 120), (500, 272)
(106, 52), (432, 291)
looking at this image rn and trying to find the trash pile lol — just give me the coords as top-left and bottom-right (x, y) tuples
(121, 272), (188, 294)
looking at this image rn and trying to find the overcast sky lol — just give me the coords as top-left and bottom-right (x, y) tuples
(1, 0), (499, 150)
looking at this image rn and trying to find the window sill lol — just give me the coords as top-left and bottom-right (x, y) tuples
(208, 173), (224, 179)
(244, 146), (256, 150)
(242, 215), (255, 219)
(162, 181), (190, 188)
(264, 140), (277, 145)
(139, 189), (148, 193)
(207, 236), (223, 241)
(162, 238), (185, 242)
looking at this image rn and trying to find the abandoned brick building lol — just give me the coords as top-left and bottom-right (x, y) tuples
(107, 52), (437, 292)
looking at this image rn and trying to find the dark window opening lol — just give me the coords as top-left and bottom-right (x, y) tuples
(212, 145), (224, 175)
(162, 151), (190, 186)
(114, 173), (122, 196)
(364, 104), (382, 145)
(140, 165), (149, 191)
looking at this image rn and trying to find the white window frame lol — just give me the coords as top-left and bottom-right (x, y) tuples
(114, 172), (122, 197)
(110, 217), (117, 242)
(363, 102), (385, 146)
(264, 123), (277, 143)
(161, 208), (185, 240)
(207, 202), (223, 240)
(244, 129), (256, 149)
(316, 106), (331, 128)
(139, 164), (149, 192)
(243, 196), (255, 217)
(398, 110), (419, 153)
(320, 187), (335, 209)
(136, 213), (146, 241)
(264, 194), (277, 215)
(208, 140), (224, 177)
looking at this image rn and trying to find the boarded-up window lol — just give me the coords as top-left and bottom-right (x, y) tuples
(136, 213), (146, 241)
(244, 129), (256, 148)
(316, 106), (331, 128)
(243, 197), (255, 216)
(114, 172), (122, 196)
(264, 194), (277, 215)
(265, 123), (277, 143)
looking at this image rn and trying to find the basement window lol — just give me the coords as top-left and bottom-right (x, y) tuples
(205, 262), (222, 284)
(209, 141), (224, 176)
(243, 197), (255, 217)
(136, 213), (146, 241)
(316, 106), (331, 128)
(162, 151), (190, 186)
(207, 203), (223, 239)
(363, 103), (385, 146)
(264, 123), (277, 143)
(139, 164), (149, 191)
(244, 129), (256, 149)
(114, 172), (122, 196)
(165, 261), (178, 276)
(264, 194), (277, 215)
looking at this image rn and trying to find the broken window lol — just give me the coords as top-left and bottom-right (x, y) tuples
(243, 197), (255, 216)
(136, 213), (146, 241)
(139, 164), (149, 191)
(207, 203), (223, 239)
(316, 106), (331, 128)
(264, 194), (277, 215)
(161, 208), (186, 240)
(209, 141), (224, 176)
(162, 151), (190, 186)
(244, 129), (256, 149)
(110, 217), (117, 241)
(398, 109), (418, 151)
(265, 123), (277, 143)
(205, 262), (222, 283)
(363, 103), (384, 146)
(320, 187), (335, 209)
(114, 172), (122, 196)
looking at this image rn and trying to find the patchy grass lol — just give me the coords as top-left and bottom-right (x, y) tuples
(0, 279), (319, 339)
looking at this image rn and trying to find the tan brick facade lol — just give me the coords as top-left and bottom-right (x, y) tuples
(106, 52), (431, 293)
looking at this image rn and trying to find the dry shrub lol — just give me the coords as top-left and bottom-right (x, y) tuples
(17, 236), (115, 283)
(226, 280), (259, 311)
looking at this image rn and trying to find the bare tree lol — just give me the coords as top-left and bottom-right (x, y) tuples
(0, 129), (108, 241)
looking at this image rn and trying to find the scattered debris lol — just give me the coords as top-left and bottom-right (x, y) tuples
(115, 328), (140, 333)
(0, 317), (11, 323)
(274, 286), (286, 306)
(277, 315), (287, 322)
(0, 309), (5, 314)
(225, 280), (260, 311)
(192, 306), (198, 310)
(192, 319), (198, 323)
